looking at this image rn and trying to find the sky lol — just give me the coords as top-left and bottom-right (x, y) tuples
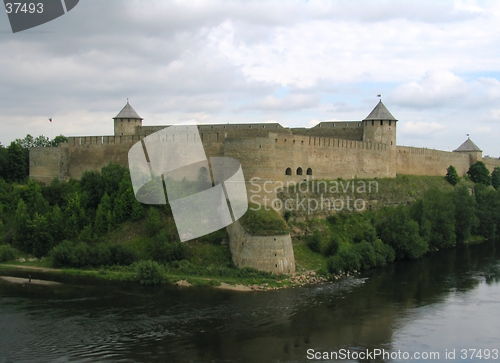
(1, 0), (500, 156)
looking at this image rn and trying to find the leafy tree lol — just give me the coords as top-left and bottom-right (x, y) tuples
(0, 144), (8, 180)
(445, 165), (459, 185)
(323, 235), (340, 256)
(377, 206), (428, 259)
(13, 199), (32, 252)
(80, 170), (104, 211)
(6, 142), (26, 182)
(146, 207), (163, 237)
(453, 186), (477, 243)
(50, 135), (68, 147)
(30, 212), (54, 257)
(307, 230), (322, 253)
(422, 189), (456, 249)
(135, 260), (164, 285)
(468, 161), (491, 185)
(492, 167), (500, 190)
(473, 184), (499, 239)
(101, 163), (128, 196)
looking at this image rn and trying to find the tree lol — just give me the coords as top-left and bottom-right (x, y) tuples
(445, 165), (459, 185)
(377, 206), (428, 259)
(453, 186), (477, 243)
(492, 167), (500, 190)
(467, 161), (491, 185)
(0, 143), (8, 180)
(50, 135), (68, 147)
(6, 142), (27, 182)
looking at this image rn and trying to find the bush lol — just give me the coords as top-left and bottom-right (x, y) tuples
(492, 167), (500, 190)
(353, 241), (376, 270)
(50, 241), (137, 268)
(50, 240), (77, 267)
(135, 260), (164, 285)
(378, 206), (428, 259)
(323, 235), (340, 256)
(109, 244), (137, 266)
(0, 244), (17, 262)
(468, 161), (491, 185)
(307, 231), (322, 253)
(445, 165), (459, 185)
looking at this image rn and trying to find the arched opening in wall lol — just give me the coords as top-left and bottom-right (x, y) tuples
(285, 167), (292, 176)
(297, 167), (303, 176)
(306, 168), (312, 176)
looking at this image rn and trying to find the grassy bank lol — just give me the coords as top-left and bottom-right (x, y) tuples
(1, 172), (498, 288)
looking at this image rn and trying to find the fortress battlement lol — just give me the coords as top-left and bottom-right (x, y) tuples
(29, 100), (500, 184)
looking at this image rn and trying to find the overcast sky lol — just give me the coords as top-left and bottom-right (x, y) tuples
(1, 0), (500, 156)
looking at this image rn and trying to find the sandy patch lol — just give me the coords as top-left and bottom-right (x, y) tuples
(216, 282), (253, 292)
(0, 276), (61, 286)
(174, 280), (192, 287)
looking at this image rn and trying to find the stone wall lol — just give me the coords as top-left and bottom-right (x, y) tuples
(226, 220), (295, 274)
(29, 146), (68, 184)
(396, 146), (473, 177)
(483, 157), (500, 172)
(291, 121), (364, 141)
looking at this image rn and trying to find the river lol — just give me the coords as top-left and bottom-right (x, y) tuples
(1, 240), (500, 362)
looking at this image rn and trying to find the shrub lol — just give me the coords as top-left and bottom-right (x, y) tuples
(353, 241), (376, 270)
(323, 235), (340, 256)
(109, 244), (137, 266)
(468, 161), (491, 185)
(306, 231), (322, 253)
(327, 245), (362, 274)
(135, 260), (164, 285)
(492, 167), (500, 190)
(445, 165), (459, 185)
(0, 244), (17, 262)
(50, 240), (77, 267)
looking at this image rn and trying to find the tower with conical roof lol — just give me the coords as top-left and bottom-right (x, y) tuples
(362, 100), (397, 150)
(113, 101), (143, 136)
(454, 136), (482, 165)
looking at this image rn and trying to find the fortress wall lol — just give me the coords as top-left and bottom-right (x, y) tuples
(272, 133), (393, 181)
(223, 136), (276, 182)
(66, 135), (144, 146)
(396, 146), (471, 176)
(66, 143), (132, 179)
(292, 121), (364, 141)
(29, 147), (68, 183)
(227, 220), (295, 274)
(483, 158), (500, 172)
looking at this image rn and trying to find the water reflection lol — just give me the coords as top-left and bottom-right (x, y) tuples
(1, 241), (499, 362)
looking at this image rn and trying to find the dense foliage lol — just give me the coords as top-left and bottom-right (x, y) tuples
(468, 161), (491, 185)
(445, 165), (459, 185)
(304, 181), (500, 275)
(0, 134), (67, 183)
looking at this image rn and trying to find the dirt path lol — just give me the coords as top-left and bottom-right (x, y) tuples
(0, 264), (60, 272)
(0, 276), (61, 285)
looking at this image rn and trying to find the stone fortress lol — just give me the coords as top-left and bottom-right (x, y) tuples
(30, 100), (500, 185)
(29, 101), (500, 275)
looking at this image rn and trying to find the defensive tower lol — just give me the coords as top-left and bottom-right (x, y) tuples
(113, 101), (143, 136)
(362, 100), (397, 149)
(454, 136), (482, 165)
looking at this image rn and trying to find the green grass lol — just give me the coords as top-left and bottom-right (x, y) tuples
(239, 204), (290, 235)
(293, 241), (328, 273)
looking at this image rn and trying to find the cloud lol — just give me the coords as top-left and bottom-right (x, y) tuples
(400, 121), (446, 137)
(237, 94), (319, 112)
(390, 70), (469, 108)
(1, 0), (500, 157)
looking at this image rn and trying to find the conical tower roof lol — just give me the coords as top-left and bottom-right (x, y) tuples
(454, 137), (482, 152)
(113, 101), (143, 120)
(363, 100), (397, 121)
